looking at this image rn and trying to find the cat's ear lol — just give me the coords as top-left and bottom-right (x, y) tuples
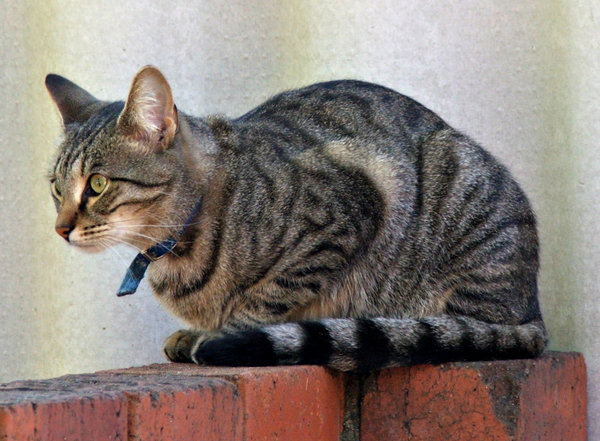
(117, 66), (178, 152)
(45, 74), (102, 126)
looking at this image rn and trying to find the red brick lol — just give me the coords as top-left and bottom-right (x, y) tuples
(114, 364), (345, 441)
(0, 373), (240, 441)
(230, 366), (344, 441)
(516, 353), (586, 440)
(0, 375), (127, 441)
(361, 352), (586, 441)
(118, 376), (240, 441)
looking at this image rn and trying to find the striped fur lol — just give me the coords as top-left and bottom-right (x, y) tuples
(47, 66), (547, 372)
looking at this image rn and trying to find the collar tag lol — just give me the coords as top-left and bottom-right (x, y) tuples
(116, 198), (202, 297)
(117, 253), (152, 296)
(117, 237), (178, 297)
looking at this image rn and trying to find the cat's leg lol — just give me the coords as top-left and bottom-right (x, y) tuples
(166, 280), (322, 365)
(163, 297), (302, 363)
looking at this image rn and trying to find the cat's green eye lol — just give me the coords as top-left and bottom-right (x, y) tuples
(51, 181), (62, 200)
(89, 174), (108, 195)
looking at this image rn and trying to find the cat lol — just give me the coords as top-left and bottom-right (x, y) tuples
(45, 66), (547, 372)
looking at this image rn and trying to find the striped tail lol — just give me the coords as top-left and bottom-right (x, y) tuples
(192, 316), (548, 372)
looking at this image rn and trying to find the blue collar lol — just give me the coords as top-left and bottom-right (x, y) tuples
(117, 197), (203, 297)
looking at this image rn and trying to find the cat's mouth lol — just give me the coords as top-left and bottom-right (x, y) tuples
(66, 225), (120, 253)
(67, 223), (159, 254)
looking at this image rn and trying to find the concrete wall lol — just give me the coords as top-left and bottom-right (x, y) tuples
(1, 0), (598, 435)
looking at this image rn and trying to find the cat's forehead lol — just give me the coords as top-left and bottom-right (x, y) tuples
(51, 102), (124, 180)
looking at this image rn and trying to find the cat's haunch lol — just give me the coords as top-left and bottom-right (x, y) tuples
(46, 66), (547, 372)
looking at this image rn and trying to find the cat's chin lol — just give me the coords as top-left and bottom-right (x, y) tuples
(71, 242), (105, 253)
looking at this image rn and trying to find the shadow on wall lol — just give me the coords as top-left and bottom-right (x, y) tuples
(536, 1), (580, 352)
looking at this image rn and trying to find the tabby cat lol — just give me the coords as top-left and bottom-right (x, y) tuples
(46, 66), (547, 372)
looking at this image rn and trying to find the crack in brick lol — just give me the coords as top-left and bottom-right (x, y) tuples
(340, 373), (362, 441)
(478, 360), (528, 437)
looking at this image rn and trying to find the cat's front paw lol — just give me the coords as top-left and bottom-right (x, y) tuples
(163, 329), (200, 363)
(163, 329), (221, 364)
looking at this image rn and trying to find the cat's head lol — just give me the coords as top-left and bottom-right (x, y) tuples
(46, 66), (188, 253)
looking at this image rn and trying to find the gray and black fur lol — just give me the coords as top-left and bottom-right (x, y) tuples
(46, 66), (547, 372)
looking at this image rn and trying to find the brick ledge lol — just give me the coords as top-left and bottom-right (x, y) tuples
(0, 352), (586, 441)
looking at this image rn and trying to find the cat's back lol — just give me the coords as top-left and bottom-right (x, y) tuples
(232, 80), (449, 156)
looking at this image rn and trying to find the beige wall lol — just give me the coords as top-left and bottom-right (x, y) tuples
(1, 0), (598, 435)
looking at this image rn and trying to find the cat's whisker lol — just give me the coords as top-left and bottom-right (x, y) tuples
(107, 216), (166, 226)
(107, 216), (202, 230)
(103, 224), (194, 254)
(99, 238), (132, 271)
(97, 239), (112, 253)
(114, 222), (201, 229)
(114, 229), (163, 244)
(103, 234), (145, 254)
(114, 229), (182, 257)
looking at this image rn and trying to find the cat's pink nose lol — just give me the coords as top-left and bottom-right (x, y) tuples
(55, 224), (73, 241)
